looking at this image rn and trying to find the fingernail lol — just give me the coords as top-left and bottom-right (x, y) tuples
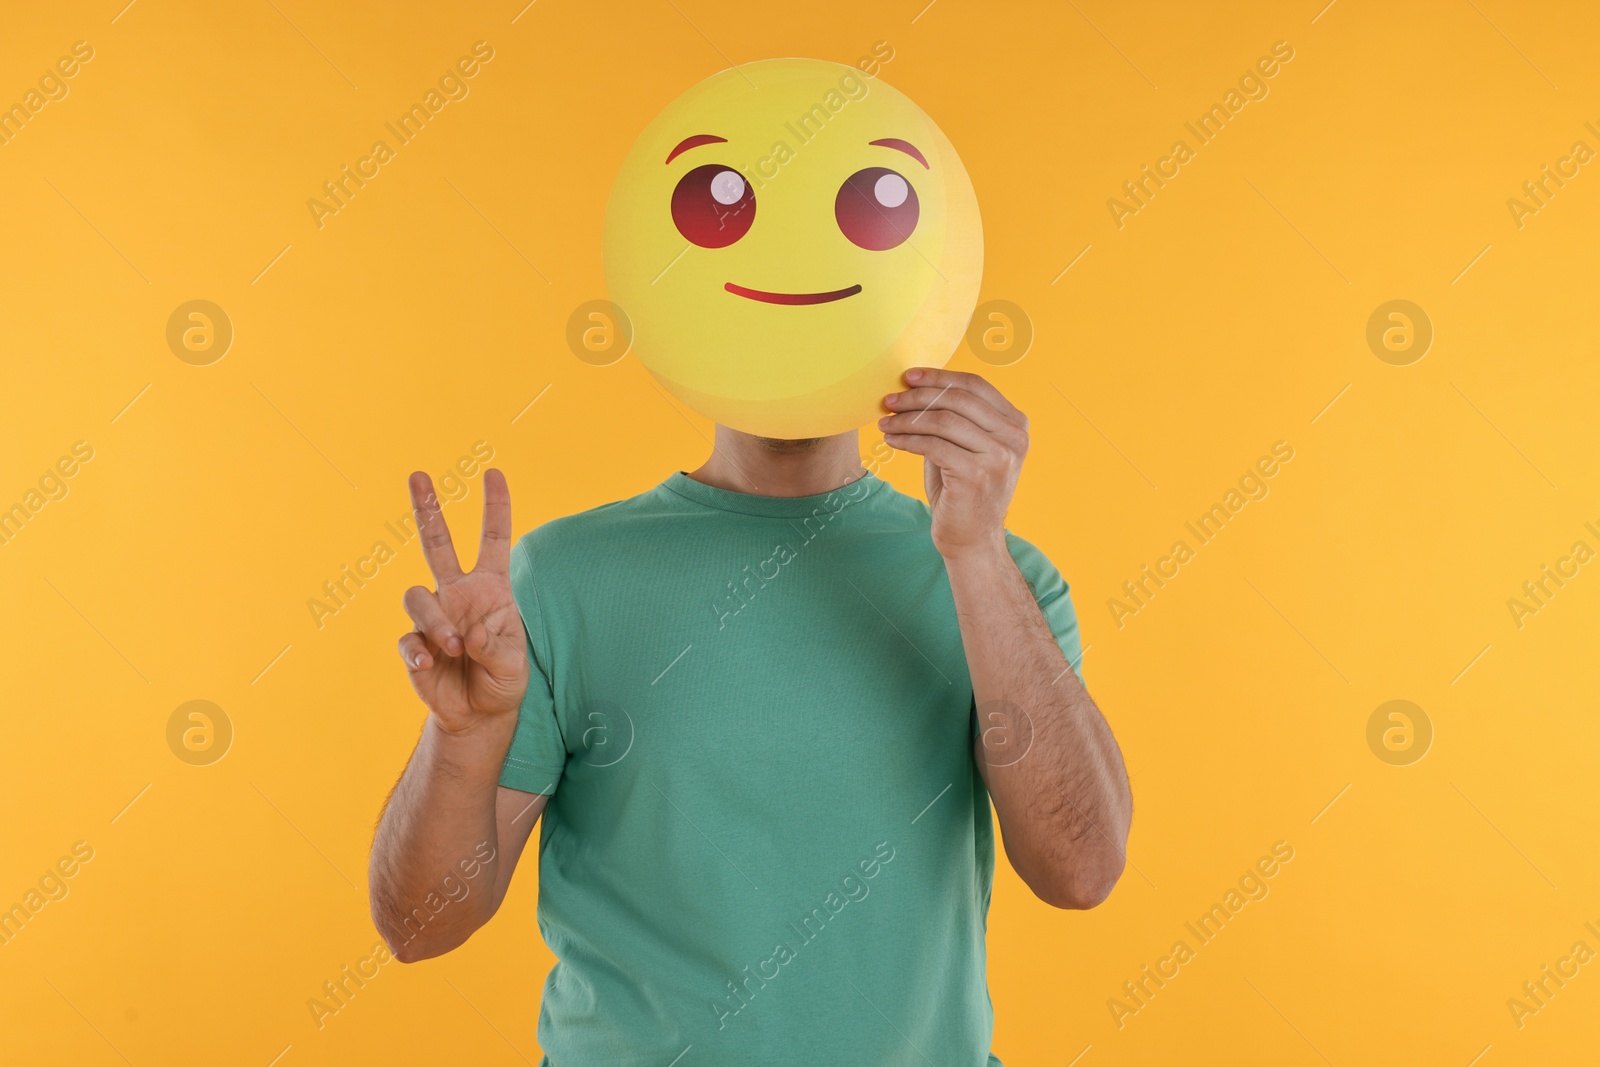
(906, 369), (923, 382)
(878, 415), (892, 428)
(883, 393), (899, 408)
(447, 636), (463, 656)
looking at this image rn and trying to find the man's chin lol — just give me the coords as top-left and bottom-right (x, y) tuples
(754, 436), (826, 454)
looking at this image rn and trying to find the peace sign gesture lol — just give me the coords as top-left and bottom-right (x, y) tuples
(397, 469), (530, 734)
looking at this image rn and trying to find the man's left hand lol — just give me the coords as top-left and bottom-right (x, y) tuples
(879, 367), (1029, 561)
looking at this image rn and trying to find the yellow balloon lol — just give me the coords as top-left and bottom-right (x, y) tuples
(604, 58), (983, 439)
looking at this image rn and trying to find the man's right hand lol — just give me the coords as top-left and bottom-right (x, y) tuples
(397, 468), (530, 734)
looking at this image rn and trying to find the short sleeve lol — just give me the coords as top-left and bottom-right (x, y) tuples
(497, 536), (568, 795)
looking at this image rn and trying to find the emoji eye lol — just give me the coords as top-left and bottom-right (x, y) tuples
(835, 167), (919, 251)
(671, 164), (756, 248)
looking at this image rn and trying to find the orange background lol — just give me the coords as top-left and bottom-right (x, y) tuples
(2, 1), (1597, 1064)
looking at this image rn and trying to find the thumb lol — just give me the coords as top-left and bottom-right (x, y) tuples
(463, 619), (523, 677)
(463, 621), (492, 663)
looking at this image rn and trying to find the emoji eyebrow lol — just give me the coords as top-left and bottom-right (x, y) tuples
(665, 134), (728, 164)
(869, 138), (928, 169)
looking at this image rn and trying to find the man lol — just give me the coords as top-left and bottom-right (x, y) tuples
(368, 367), (1132, 1064)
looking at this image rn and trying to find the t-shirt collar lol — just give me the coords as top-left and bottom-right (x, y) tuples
(660, 470), (886, 517)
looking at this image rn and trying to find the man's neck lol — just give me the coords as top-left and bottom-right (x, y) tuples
(685, 425), (868, 498)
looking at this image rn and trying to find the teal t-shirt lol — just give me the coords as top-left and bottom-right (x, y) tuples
(497, 470), (1083, 1066)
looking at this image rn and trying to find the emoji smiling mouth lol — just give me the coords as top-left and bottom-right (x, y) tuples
(724, 282), (862, 305)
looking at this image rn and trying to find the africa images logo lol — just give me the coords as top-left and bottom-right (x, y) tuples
(711, 840), (896, 1031)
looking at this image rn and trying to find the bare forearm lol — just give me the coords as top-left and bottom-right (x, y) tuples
(948, 539), (1131, 909)
(369, 716), (514, 960)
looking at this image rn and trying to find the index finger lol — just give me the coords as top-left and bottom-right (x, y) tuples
(409, 471), (463, 585)
(477, 468), (513, 575)
(904, 367), (1027, 428)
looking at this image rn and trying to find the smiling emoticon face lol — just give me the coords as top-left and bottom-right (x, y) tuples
(603, 58), (983, 439)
